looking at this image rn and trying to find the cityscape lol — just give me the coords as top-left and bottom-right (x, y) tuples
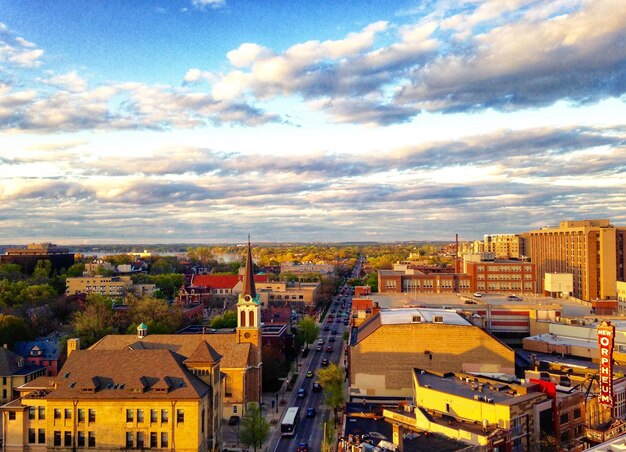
(1, 0), (626, 451)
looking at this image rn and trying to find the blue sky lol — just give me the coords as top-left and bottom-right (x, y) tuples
(0, 0), (625, 244)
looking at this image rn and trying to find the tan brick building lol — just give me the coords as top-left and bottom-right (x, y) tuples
(464, 260), (536, 294)
(348, 308), (515, 399)
(523, 219), (626, 301)
(484, 234), (524, 259)
(378, 270), (471, 294)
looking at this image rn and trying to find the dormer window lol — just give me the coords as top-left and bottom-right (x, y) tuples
(433, 316), (444, 323)
(17, 358), (24, 368)
(412, 315), (421, 323)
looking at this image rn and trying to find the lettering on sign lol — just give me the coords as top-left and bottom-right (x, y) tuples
(597, 321), (615, 410)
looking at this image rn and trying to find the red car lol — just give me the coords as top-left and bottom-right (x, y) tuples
(325, 346), (333, 353)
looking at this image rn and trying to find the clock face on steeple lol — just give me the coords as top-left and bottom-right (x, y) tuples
(244, 294), (252, 302)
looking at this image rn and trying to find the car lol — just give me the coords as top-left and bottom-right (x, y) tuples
(323, 325), (330, 331)
(306, 407), (316, 417)
(344, 320), (349, 325)
(312, 381), (322, 392)
(297, 387), (306, 398)
(473, 292), (483, 297)
(332, 329), (337, 335)
(331, 309), (336, 313)
(316, 344), (323, 351)
(317, 338), (324, 345)
(325, 346), (333, 353)
(321, 358), (329, 367)
(335, 318), (342, 323)
(306, 370), (313, 378)
(328, 336), (335, 342)
(507, 295), (522, 302)
(369, 432), (388, 441)
(228, 415), (240, 425)
(296, 442), (309, 452)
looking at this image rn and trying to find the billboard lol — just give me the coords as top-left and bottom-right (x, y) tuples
(597, 321), (615, 410)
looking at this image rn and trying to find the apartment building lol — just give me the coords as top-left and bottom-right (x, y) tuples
(484, 234), (524, 259)
(464, 260), (536, 294)
(378, 269), (471, 294)
(65, 275), (156, 299)
(523, 219), (626, 301)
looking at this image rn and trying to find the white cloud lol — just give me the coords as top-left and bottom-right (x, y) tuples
(227, 43), (270, 68)
(45, 71), (88, 92)
(191, 0), (225, 9)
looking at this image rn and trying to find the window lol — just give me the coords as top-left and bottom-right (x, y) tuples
(137, 431), (145, 448)
(126, 432), (133, 448)
(88, 431), (96, 447)
(8, 411), (16, 420)
(177, 409), (185, 423)
(433, 316), (444, 323)
(64, 431), (72, 446)
(38, 428), (45, 444)
(560, 413), (568, 424)
(233, 405), (238, 414)
(161, 409), (169, 423)
(29, 406), (36, 419)
(151, 408), (158, 423)
(78, 431), (85, 447)
(39, 406), (45, 420)
(161, 432), (168, 448)
(225, 375), (233, 397)
(88, 408), (96, 423)
(126, 408), (133, 422)
(28, 428), (36, 443)
(54, 431), (61, 446)
(78, 408), (85, 422)
(137, 408), (144, 423)
(150, 432), (158, 448)
(65, 408), (72, 419)
(574, 408), (582, 419)
(202, 408), (205, 433)
(54, 408), (61, 419)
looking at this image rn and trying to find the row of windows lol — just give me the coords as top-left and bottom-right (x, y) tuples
(50, 430), (96, 447)
(52, 408), (96, 422)
(126, 431), (168, 448)
(126, 408), (183, 424)
(268, 294), (305, 300)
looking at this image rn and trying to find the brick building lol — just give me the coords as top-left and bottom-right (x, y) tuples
(378, 269), (471, 294)
(464, 259), (536, 294)
(348, 308), (515, 399)
(523, 219), (626, 301)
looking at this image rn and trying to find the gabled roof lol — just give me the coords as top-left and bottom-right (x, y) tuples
(191, 274), (268, 289)
(13, 337), (63, 361)
(90, 334), (251, 369)
(46, 349), (208, 400)
(184, 340), (221, 365)
(0, 348), (44, 376)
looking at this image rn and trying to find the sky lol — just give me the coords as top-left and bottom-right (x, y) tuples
(0, 0), (625, 244)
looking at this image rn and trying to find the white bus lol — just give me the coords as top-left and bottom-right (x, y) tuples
(280, 407), (300, 437)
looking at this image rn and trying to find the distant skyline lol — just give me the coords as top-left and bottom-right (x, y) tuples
(1, 0), (624, 244)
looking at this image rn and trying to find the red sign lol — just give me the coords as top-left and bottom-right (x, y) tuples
(598, 321), (615, 410)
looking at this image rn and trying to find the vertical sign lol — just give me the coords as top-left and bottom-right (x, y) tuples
(597, 321), (615, 410)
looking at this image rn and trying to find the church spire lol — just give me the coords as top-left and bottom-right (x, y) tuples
(242, 235), (256, 299)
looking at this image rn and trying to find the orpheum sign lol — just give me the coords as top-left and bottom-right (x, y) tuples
(598, 321), (616, 410)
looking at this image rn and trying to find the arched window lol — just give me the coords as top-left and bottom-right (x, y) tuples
(249, 310), (255, 326)
(240, 310), (246, 327)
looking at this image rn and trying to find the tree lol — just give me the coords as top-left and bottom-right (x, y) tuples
(0, 314), (32, 347)
(296, 315), (320, 349)
(239, 402), (269, 452)
(0, 263), (23, 281)
(210, 311), (237, 329)
(187, 246), (214, 266)
(126, 295), (182, 334)
(317, 364), (346, 425)
(72, 294), (116, 347)
(31, 259), (52, 283)
(66, 263), (85, 277)
(323, 419), (336, 452)
(364, 272), (378, 292)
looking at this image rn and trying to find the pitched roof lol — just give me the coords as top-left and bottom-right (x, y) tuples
(242, 238), (256, 298)
(0, 348), (44, 376)
(191, 274), (269, 289)
(184, 340), (221, 365)
(89, 334), (251, 369)
(47, 349), (208, 400)
(13, 334), (64, 361)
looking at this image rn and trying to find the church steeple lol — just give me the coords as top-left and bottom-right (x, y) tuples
(242, 235), (257, 300)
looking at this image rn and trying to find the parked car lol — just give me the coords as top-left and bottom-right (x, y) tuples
(507, 295), (523, 302)
(473, 292), (483, 297)
(228, 415), (240, 425)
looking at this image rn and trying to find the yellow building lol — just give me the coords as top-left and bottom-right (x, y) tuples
(383, 369), (550, 451)
(348, 308), (515, 398)
(255, 281), (321, 306)
(524, 219), (626, 301)
(484, 234), (523, 259)
(88, 239), (262, 419)
(0, 347), (47, 404)
(1, 347), (216, 451)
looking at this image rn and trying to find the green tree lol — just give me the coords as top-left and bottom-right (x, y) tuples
(364, 272), (378, 292)
(31, 259), (52, 283)
(239, 402), (269, 452)
(296, 315), (320, 349)
(323, 419), (336, 452)
(210, 311), (237, 329)
(72, 294), (116, 347)
(126, 295), (182, 334)
(0, 314), (32, 347)
(187, 246), (214, 266)
(66, 263), (85, 277)
(317, 364), (346, 425)
(0, 263), (23, 281)
(150, 273), (185, 299)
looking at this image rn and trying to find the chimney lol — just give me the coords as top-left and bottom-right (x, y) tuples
(67, 338), (80, 357)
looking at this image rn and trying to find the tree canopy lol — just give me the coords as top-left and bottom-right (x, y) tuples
(71, 294), (116, 348)
(238, 402), (269, 451)
(0, 314), (32, 347)
(296, 315), (320, 348)
(210, 311), (237, 329)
